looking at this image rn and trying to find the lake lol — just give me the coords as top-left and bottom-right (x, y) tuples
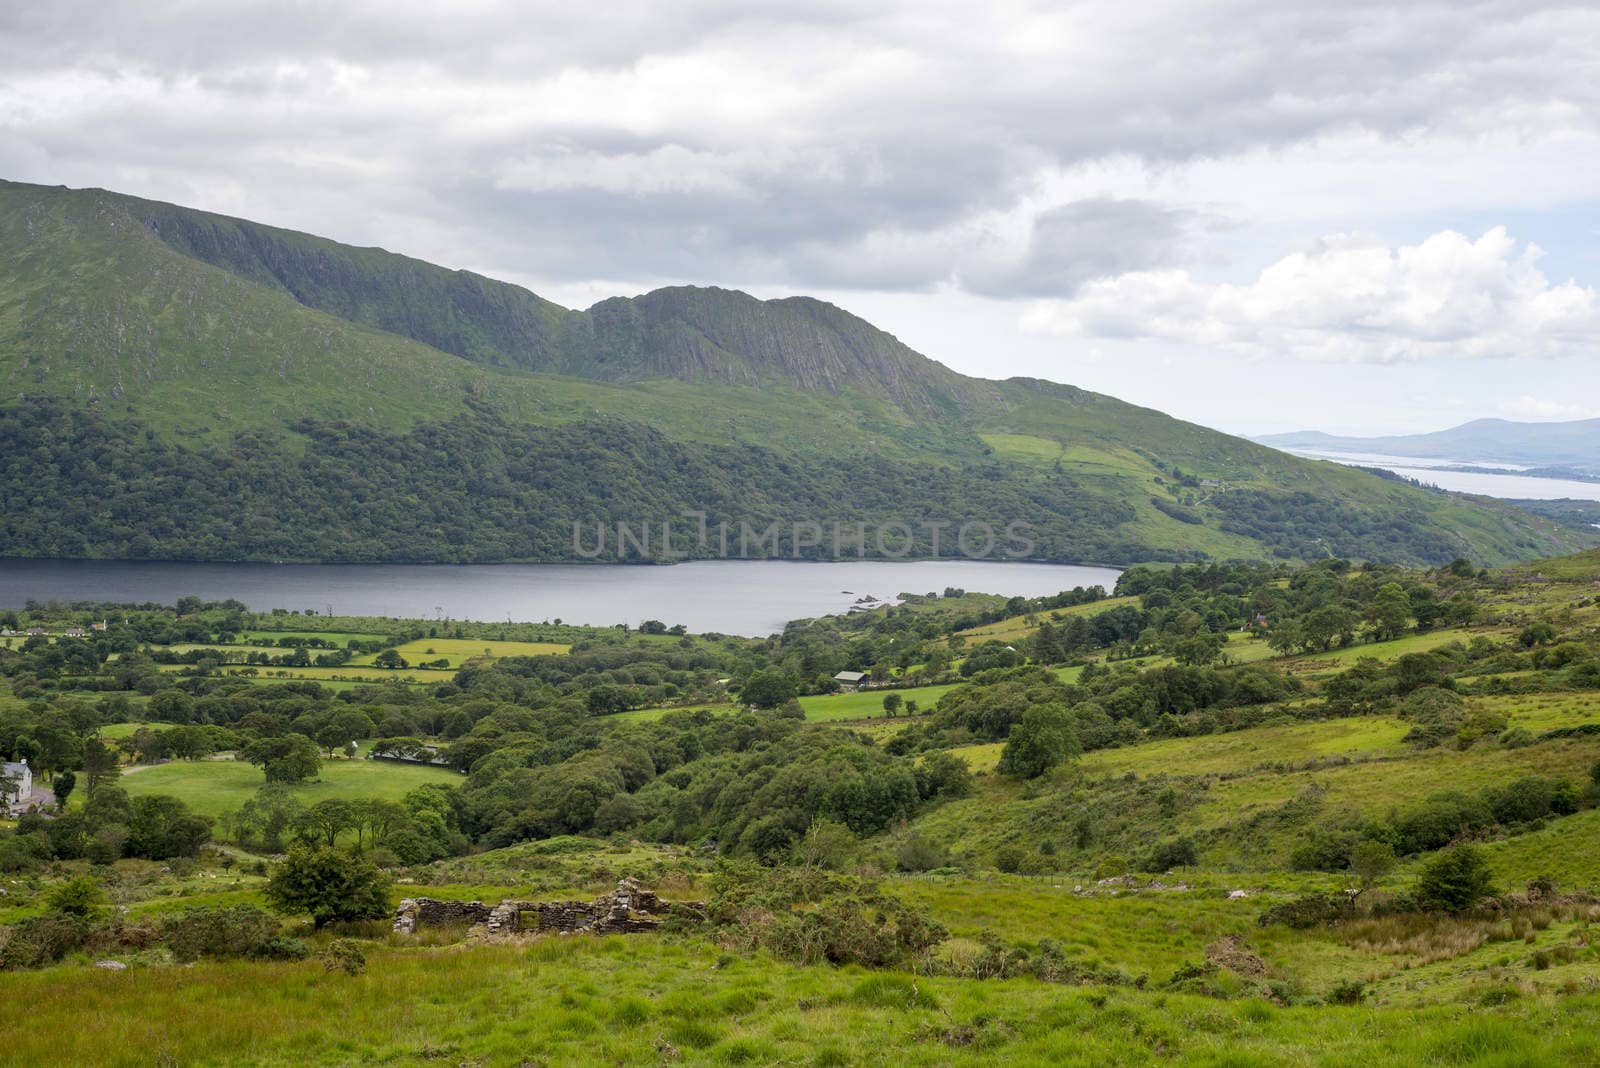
(1285, 448), (1600, 502)
(0, 559), (1123, 636)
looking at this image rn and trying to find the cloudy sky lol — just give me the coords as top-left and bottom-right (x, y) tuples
(4, 0), (1599, 435)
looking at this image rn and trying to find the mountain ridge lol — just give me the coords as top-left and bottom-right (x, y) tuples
(0, 177), (1593, 567)
(1257, 418), (1600, 472)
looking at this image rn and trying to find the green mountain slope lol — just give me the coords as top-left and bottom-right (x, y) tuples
(0, 178), (1592, 566)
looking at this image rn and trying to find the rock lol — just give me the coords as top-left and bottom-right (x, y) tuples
(1227, 889), (1250, 899)
(95, 960), (127, 970)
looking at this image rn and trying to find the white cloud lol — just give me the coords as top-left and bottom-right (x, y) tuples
(1022, 227), (1600, 363)
(1497, 395), (1600, 421)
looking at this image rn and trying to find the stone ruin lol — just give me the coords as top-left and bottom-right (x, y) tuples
(394, 878), (700, 938)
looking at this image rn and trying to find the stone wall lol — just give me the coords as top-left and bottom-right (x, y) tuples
(396, 879), (701, 938)
(392, 898), (497, 935)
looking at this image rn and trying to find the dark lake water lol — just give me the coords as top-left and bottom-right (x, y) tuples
(0, 559), (1123, 636)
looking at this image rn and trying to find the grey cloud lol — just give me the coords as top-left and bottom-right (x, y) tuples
(2, 1), (1596, 297)
(962, 199), (1193, 299)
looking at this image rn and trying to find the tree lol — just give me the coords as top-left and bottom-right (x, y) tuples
(315, 712), (373, 758)
(52, 770), (75, 811)
(296, 799), (356, 848)
(1415, 845), (1494, 913)
(740, 671), (797, 710)
(1366, 583), (1412, 642)
(81, 738), (121, 793)
(1173, 631), (1224, 666)
(232, 782), (305, 852)
(881, 693), (903, 717)
(1304, 605), (1357, 651)
(997, 703), (1080, 779)
(263, 847), (391, 928)
(242, 733), (322, 784)
(127, 795), (212, 859)
(1349, 840), (1395, 890)
(1266, 620), (1306, 656)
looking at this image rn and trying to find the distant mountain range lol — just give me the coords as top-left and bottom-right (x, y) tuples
(0, 178), (1593, 566)
(1257, 419), (1600, 475)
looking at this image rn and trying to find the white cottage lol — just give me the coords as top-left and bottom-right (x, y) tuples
(1, 760), (32, 811)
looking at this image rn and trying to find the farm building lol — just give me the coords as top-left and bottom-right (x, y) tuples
(832, 670), (869, 690)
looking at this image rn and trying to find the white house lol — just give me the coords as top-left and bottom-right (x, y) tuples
(1, 760), (33, 811)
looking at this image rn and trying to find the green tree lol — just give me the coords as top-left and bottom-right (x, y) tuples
(1366, 583), (1413, 642)
(81, 738), (121, 793)
(1304, 605), (1357, 651)
(997, 703), (1080, 779)
(1349, 839), (1395, 890)
(1415, 845), (1494, 913)
(881, 692), (903, 717)
(740, 671), (797, 710)
(127, 794), (212, 859)
(241, 733), (322, 784)
(295, 799), (356, 848)
(52, 770), (75, 810)
(263, 847), (391, 929)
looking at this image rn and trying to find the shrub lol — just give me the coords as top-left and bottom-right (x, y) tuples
(44, 877), (110, 922)
(895, 831), (948, 873)
(264, 847), (391, 928)
(320, 938), (367, 975)
(0, 913), (88, 970)
(1257, 895), (1354, 930)
(1491, 777), (1554, 825)
(1140, 837), (1197, 872)
(1326, 979), (1365, 1005)
(161, 905), (282, 963)
(252, 935), (312, 961)
(993, 846), (1026, 874)
(1415, 845), (1494, 913)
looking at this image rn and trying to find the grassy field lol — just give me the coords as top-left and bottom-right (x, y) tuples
(349, 637), (569, 668)
(798, 683), (960, 723)
(607, 702), (740, 724)
(240, 631), (392, 646)
(98, 720), (157, 739)
(118, 756), (462, 817)
(162, 664), (460, 686)
(956, 595), (1140, 643)
(4, 933), (1599, 1066)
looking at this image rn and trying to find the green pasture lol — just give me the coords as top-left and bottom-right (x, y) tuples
(117, 755), (462, 817)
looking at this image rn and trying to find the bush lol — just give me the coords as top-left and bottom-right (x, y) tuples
(1415, 845), (1494, 913)
(1491, 777), (1554, 825)
(320, 938), (367, 975)
(160, 905), (282, 962)
(1140, 838), (1197, 872)
(264, 847), (391, 928)
(993, 846), (1026, 874)
(44, 877), (110, 922)
(895, 831), (949, 873)
(1327, 979), (1366, 1005)
(252, 935), (313, 961)
(1257, 894), (1354, 930)
(0, 912), (88, 970)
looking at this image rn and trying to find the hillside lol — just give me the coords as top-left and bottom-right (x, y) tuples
(1259, 418), (1600, 473)
(0, 178), (1593, 566)
(4, 550), (1600, 1062)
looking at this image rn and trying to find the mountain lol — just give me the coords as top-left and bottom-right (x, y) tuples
(0, 178), (1593, 567)
(1257, 419), (1600, 473)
